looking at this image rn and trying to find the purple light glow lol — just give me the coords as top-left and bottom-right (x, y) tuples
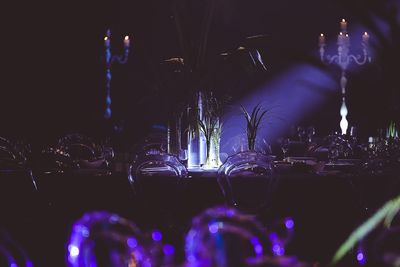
(250, 237), (263, 256)
(226, 209), (235, 217)
(67, 211), (148, 267)
(163, 244), (175, 256)
(269, 232), (279, 241)
(127, 238), (138, 248)
(357, 251), (366, 265)
(208, 222), (219, 234)
(152, 231), (163, 242)
(254, 244), (263, 255)
(285, 218), (295, 229)
(357, 252), (364, 261)
(68, 245), (80, 257)
(109, 214), (120, 223)
(272, 244), (285, 256)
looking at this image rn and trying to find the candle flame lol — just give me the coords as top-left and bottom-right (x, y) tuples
(364, 32), (368, 35)
(124, 35), (129, 40)
(342, 19), (346, 23)
(104, 36), (109, 41)
(320, 33), (324, 37)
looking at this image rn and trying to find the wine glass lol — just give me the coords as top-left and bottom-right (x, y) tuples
(297, 127), (307, 143)
(328, 144), (340, 163)
(307, 126), (316, 143)
(178, 149), (188, 163)
(280, 138), (290, 160)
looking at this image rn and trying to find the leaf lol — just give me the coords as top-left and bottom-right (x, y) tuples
(384, 196), (400, 227)
(255, 110), (268, 130)
(331, 194), (400, 265)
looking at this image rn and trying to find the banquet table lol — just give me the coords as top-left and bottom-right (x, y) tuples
(1, 165), (399, 267)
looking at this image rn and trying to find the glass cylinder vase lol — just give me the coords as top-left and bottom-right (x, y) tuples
(187, 92), (207, 169)
(204, 129), (222, 169)
(167, 113), (182, 156)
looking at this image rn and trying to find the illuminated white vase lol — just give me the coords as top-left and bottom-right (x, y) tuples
(188, 129), (206, 168)
(187, 92), (207, 169)
(340, 97), (348, 135)
(203, 131), (222, 169)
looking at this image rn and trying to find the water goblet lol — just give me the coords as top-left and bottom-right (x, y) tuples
(297, 127), (307, 142)
(280, 138), (290, 160)
(328, 144), (340, 163)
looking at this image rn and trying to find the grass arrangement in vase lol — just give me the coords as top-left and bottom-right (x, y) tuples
(241, 104), (268, 151)
(198, 93), (224, 169)
(387, 121), (399, 138)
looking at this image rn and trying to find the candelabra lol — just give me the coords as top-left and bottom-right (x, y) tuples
(103, 29), (130, 119)
(319, 19), (371, 135)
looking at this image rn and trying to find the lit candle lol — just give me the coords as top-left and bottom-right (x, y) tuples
(362, 32), (369, 44)
(124, 35), (130, 48)
(340, 19), (347, 32)
(345, 33), (350, 45)
(104, 36), (110, 47)
(319, 33), (325, 46)
(337, 32), (344, 44)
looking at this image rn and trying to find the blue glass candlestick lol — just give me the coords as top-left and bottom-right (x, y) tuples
(103, 29), (130, 119)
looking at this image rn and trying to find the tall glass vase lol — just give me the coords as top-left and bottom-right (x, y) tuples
(187, 92), (206, 169)
(188, 127), (207, 169)
(204, 128), (222, 169)
(167, 113), (182, 156)
(188, 128), (201, 168)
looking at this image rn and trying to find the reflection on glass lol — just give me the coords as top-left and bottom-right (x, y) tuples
(356, 225), (400, 267)
(0, 229), (34, 267)
(41, 133), (113, 172)
(218, 151), (273, 178)
(268, 217), (295, 257)
(0, 136), (29, 171)
(66, 211), (152, 267)
(218, 151), (274, 212)
(184, 206), (270, 267)
(133, 153), (188, 178)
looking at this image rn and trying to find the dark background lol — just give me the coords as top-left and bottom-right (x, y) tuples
(3, 0), (399, 147)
